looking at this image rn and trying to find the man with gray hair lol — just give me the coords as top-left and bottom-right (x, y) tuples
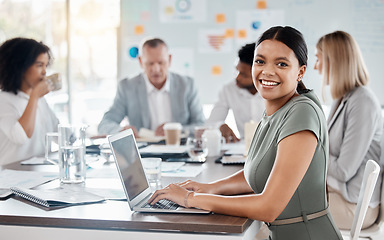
(98, 38), (205, 137)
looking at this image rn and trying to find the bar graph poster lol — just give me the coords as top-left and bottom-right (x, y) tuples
(198, 29), (233, 53)
(236, 10), (285, 45)
(159, 0), (206, 23)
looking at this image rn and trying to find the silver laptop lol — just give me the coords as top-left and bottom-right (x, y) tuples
(108, 129), (210, 214)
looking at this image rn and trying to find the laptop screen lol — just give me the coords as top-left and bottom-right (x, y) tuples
(109, 132), (148, 200)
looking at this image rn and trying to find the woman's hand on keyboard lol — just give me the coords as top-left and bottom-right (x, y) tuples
(147, 184), (190, 207)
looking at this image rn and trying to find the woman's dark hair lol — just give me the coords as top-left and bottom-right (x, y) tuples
(238, 43), (255, 66)
(256, 26), (309, 94)
(0, 37), (52, 94)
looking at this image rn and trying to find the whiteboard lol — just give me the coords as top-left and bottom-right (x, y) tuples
(119, 0), (384, 106)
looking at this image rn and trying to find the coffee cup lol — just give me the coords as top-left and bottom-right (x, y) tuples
(202, 129), (225, 157)
(163, 122), (182, 146)
(46, 73), (62, 91)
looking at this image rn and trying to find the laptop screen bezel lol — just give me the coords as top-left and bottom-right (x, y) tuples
(108, 129), (152, 210)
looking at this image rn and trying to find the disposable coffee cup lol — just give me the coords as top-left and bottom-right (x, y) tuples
(46, 73), (62, 91)
(163, 122), (182, 146)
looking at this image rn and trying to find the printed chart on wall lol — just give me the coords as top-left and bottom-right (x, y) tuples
(236, 9), (285, 46)
(198, 28), (233, 53)
(159, 0), (207, 23)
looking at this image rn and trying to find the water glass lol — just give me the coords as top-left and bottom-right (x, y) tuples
(45, 132), (59, 164)
(99, 142), (113, 164)
(58, 124), (87, 184)
(141, 158), (162, 190)
(186, 137), (208, 162)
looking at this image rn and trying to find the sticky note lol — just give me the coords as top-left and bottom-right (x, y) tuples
(141, 11), (150, 21)
(225, 29), (234, 38)
(212, 65), (222, 75)
(134, 25), (144, 35)
(238, 30), (247, 39)
(165, 6), (174, 15)
(216, 13), (226, 23)
(257, 0), (267, 9)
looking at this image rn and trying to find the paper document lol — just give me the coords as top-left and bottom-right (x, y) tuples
(0, 169), (58, 198)
(161, 162), (185, 173)
(0, 169), (57, 189)
(161, 165), (203, 178)
(21, 156), (54, 165)
(222, 142), (245, 155)
(84, 178), (126, 200)
(140, 145), (188, 154)
(136, 128), (165, 143)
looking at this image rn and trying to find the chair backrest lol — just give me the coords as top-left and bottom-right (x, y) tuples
(350, 159), (381, 240)
(377, 123), (384, 227)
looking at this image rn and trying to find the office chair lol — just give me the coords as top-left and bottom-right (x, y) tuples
(358, 176), (384, 240)
(358, 129), (384, 240)
(341, 160), (380, 240)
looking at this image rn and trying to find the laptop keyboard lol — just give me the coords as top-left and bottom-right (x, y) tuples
(142, 199), (179, 210)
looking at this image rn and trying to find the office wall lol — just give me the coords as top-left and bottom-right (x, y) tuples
(119, 0), (384, 106)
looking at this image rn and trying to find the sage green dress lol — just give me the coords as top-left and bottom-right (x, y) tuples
(244, 91), (342, 240)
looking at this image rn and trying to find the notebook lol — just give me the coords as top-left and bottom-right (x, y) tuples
(220, 155), (246, 165)
(108, 129), (210, 214)
(10, 186), (105, 209)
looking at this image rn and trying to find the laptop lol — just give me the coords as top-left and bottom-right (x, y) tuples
(108, 129), (210, 214)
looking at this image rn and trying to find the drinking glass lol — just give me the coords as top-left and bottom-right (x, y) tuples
(58, 124), (87, 184)
(186, 137), (208, 162)
(141, 158), (162, 190)
(45, 132), (59, 164)
(99, 142), (113, 164)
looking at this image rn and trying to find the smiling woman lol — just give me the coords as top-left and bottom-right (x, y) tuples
(147, 26), (342, 240)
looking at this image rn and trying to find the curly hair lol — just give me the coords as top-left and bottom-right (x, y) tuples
(238, 43), (255, 66)
(0, 37), (52, 94)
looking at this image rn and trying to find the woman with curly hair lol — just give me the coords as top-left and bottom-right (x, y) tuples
(0, 37), (59, 166)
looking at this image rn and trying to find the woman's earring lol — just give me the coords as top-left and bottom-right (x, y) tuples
(298, 76), (303, 81)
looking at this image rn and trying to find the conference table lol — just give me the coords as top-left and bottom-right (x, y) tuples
(0, 152), (260, 240)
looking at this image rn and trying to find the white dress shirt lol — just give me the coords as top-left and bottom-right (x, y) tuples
(0, 90), (59, 165)
(143, 75), (172, 131)
(206, 81), (265, 138)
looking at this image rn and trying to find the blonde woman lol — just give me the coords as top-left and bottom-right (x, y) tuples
(314, 31), (383, 230)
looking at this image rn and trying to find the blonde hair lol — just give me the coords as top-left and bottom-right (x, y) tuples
(316, 31), (369, 100)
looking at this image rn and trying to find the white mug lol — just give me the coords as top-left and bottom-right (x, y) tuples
(202, 129), (225, 157)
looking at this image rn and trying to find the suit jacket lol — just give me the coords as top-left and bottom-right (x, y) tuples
(327, 86), (383, 207)
(98, 72), (205, 134)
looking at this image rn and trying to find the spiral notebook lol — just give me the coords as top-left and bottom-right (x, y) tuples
(220, 155), (246, 165)
(10, 186), (105, 209)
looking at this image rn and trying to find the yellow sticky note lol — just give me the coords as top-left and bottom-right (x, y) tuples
(165, 6), (174, 15)
(212, 65), (222, 75)
(225, 29), (234, 38)
(238, 30), (247, 39)
(216, 13), (226, 23)
(134, 25), (144, 35)
(257, 0), (267, 9)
